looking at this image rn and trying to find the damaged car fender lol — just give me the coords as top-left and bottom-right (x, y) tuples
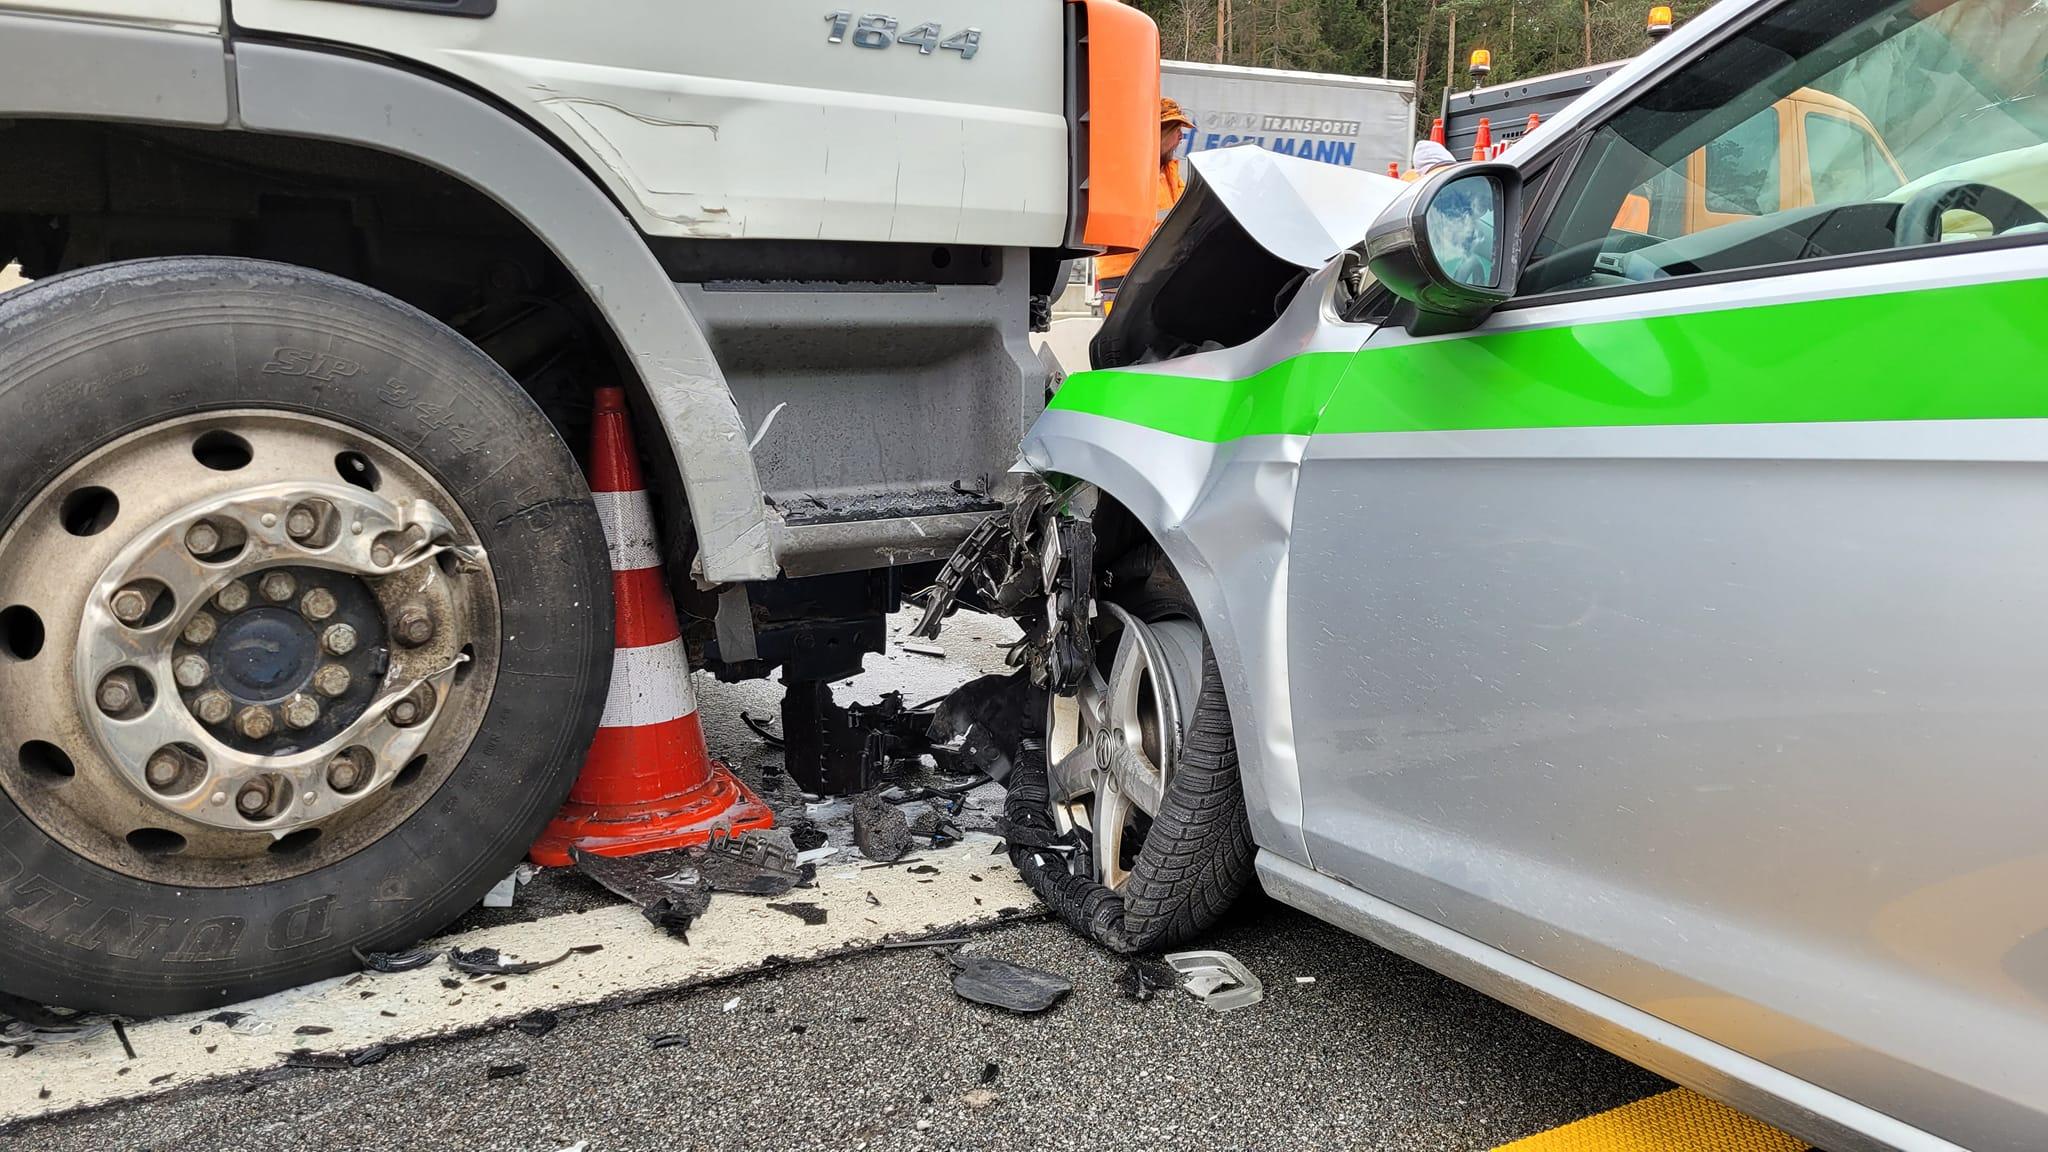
(1018, 255), (1379, 869)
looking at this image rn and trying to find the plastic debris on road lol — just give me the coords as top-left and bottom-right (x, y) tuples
(853, 790), (914, 861)
(1164, 950), (1264, 1012)
(949, 953), (1072, 1014)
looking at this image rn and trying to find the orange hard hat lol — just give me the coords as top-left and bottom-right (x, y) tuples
(1161, 98), (1195, 130)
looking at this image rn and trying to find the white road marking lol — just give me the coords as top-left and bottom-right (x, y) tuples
(0, 837), (1034, 1123)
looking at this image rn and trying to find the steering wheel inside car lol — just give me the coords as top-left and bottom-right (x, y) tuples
(1893, 180), (2048, 247)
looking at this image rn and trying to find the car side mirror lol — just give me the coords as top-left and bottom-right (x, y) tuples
(1365, 163), (1524, 335)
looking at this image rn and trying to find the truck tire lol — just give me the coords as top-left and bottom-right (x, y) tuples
(1017, 544), (1254, 950)
(0, 258), (612, 1016)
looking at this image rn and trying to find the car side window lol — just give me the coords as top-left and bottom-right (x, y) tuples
(1703, 108), (1780, 217)
(1806, 113), (1901, 206)
(1519, 0), (2048, 298)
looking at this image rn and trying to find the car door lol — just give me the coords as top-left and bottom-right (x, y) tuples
(1287, 0), (2048, 1147)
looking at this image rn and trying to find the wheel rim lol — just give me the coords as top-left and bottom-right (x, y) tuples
(1046, 602), (1206, 890)
(0, 411), (500, 886)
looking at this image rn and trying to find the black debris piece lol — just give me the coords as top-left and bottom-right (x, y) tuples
(852, 790), (914, 861)
(740, 709), (784, 747)
(696, 831), (808, 896)
(283, 1050), (351, 1071)
(112, 1019), (136, 1060)
(447, 946), (575, 977)
(149, 1074), (173, 1086)
(293, 1026), (333, 1037)
(649, 1033), (690, 1051)
(643, 899), (696, 941)
(991, 841), (1007, 855)
(358, 991), (376, 1000)
(787, 819), (829, 853)
(486, 1063), (528, 1080)
(980, 1061), (1000, 1085)
(572, 847), (712, 916)
(882, 936), (969, 950)
(766, 901), (828, 926)
(440, 978), (463, 991)
(379, 1011), (397, 1019)
(906, 865), (941, 876)
(205, 1045), (217, 1054)
(908, 809), (964, 847)
(865, 892), (882, 907)
(116, 1068), (129, 1076)
(1117, 959), (1179, 1003)
(927, 673), (1029, 783)
(949, 954), (1073, 1014)
(36, 1087), (48, 1100)
(789, 1024), (808, 1035)
(353, 946), (441, 974)
(188, 1025), (202, 1036)
(350, 1045), (391, 1068)
(491, 981), (508, 992)
(970, 874), (984, 882)
(205, 1011), (244, 1027)
(512, 1010), (559, 1038)
(571, 944), (605, 956)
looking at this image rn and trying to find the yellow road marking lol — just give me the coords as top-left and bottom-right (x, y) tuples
(1492, 1088), (1809, 1152)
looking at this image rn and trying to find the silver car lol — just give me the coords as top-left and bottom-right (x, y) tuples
(975, 0), (2048, 1148)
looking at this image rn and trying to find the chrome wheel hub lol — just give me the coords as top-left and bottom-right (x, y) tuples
(1046, 603), (1206, 889)
(0, 413), (500, 884)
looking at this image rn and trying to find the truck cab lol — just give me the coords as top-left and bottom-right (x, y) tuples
(0, 0), (1162, 1015)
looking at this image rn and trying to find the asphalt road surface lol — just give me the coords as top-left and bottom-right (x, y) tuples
(6, 614), (1705, 1152)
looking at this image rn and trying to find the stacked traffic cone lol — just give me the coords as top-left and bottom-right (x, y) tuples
(1387, 161), (1401, 179)
(530, 387), (775, 867)
(1471, 118), (1492, 162)
(1429, 117), (1446, 144)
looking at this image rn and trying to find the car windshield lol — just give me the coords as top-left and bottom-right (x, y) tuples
(1521, 0), (2048, 294)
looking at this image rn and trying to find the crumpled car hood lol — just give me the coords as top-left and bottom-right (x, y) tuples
(1189, 146), (1406, 269)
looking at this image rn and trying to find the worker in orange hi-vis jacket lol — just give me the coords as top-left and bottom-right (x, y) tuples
(1094, 98), (1195, 313)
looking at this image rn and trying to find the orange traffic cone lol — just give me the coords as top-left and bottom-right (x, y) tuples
(1471, 118), (1492, 162)
(1525, 113), (1542, 136)
(529, 387), (775, 867)
(1387, 161), (1401, 178)
(1429, 117), (1445, 144)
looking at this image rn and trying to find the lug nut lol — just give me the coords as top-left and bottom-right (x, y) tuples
(186, 520), (223, 557)
(216, 581), (251, 613)
(173, 654), (211, 690)
(300, 588), (338, 622)
(389, 694), (429, 728)
(394, 605), (435, 648)
(110, 587), (150, 624)
(282, 693), (321, 731)
(286, 505), (320, 541)
(182, 612), (218, 647)
(235, 705), (276, 741)
(313, 664), (352, 698)
(327, 751), (368, 793)
(260, 571), (297, 603)
(96, 674), (136, 715)
(236, 780), (272, 815)
(145, 750), (184, 791)
(194, 689), (234, 725)
(371, 542), (396, 567)
(323, 623), (359, 656)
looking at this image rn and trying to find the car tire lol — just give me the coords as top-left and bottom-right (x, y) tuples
(0, 257), (611, 1016)
(1014, 542), (1254, 951)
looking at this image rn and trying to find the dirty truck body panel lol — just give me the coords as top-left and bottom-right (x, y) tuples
(0, 1), (1161, 587)
(1023, 0), (2048, 1146)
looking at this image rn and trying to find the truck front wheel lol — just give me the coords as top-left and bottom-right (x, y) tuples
(0, 258), (612, 1015)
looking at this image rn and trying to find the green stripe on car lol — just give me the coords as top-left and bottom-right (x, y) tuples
(1050, 278), (2048, 441)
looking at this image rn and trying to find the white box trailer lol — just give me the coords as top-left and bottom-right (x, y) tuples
(1163, 60), (1416, 176)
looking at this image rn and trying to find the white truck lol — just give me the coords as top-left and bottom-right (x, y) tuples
(0, 0), (1160, 1014)
(1164, 60), (1415, 176)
